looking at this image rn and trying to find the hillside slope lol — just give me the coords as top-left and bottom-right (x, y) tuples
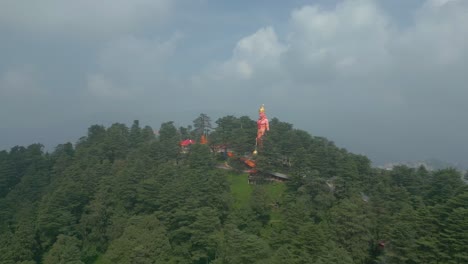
(0, 117), (466, 264)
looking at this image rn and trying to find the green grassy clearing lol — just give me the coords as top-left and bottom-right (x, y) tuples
(226, 172), (286, 221)
(226, 172), (253, 209)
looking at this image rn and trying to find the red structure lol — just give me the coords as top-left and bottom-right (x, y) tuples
(180, 139), (195, 147)
(200, 134), (208, 144)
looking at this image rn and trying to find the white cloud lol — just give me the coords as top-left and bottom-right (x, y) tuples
(196, 0), (468, 101)
(286, 0), (392, 80)
(234, 27), (286, 63)
(212, 27), (286, 80)
(86, 34), (179, 99)
(427, 0), (459, 7)
(0, 66), (43, 97)
(191, 0), (468, 164)
(0, 0), (171, 37)
(195, 0), (395, 102)
(235, 61), (253, 79)
(190, 27), (288, 110)
(2, 0), (468, 165)
(86, 74), (122, 98)
(402, 0), (468, 67)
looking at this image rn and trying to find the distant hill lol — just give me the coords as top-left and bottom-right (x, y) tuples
(378, 158), (465, 171)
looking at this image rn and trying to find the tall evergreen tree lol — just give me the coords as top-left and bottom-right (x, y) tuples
(193, 113), (212, 139)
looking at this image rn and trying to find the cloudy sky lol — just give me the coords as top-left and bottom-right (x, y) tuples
(1, 0), (467, 167)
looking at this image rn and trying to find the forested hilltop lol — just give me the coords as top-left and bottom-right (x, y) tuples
(0, 116), (466, 264)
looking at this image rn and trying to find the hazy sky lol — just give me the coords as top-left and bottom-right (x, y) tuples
(1, 0), (467, 167)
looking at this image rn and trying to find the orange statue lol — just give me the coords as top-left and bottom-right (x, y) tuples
(256, 104), (269, 149)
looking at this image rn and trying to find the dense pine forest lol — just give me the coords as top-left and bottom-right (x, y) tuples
(0, 115), (466, 264)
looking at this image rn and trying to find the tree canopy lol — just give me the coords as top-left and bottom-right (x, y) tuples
(0, 115), (466, 263)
